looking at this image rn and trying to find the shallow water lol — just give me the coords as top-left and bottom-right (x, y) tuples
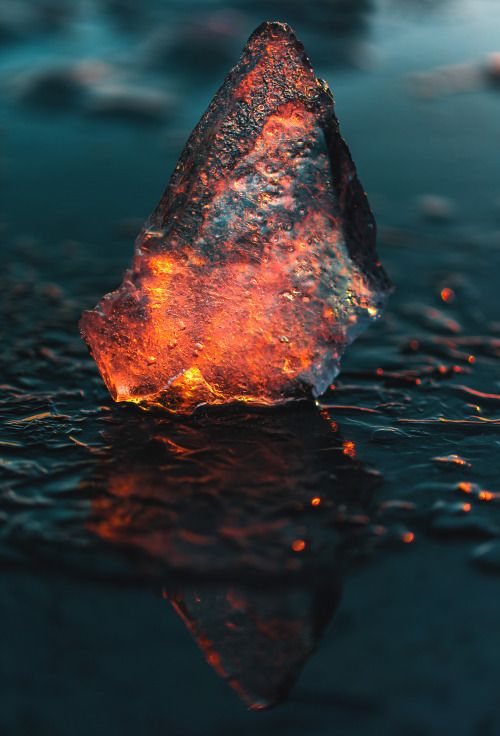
(1, 0), (500, 733)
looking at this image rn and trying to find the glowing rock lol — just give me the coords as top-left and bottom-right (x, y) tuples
(80, 21), (391, 412)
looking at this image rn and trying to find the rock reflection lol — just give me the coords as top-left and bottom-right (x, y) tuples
(88, 403), (380, 708)
(166, 580), (340, 710)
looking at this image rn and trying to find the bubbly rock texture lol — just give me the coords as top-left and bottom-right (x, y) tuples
(80, 21), (391, 412)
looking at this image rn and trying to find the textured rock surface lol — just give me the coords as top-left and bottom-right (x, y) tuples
(80, 21), (391, 412)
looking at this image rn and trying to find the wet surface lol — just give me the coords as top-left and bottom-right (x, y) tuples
(1, 0), (500, 733)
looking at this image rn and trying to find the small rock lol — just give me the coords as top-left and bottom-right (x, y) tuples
(417, 195), (456, 223)
(484, 52), (500, 87)
(85, 84), (176, 124)
(11, 65), (86, 109)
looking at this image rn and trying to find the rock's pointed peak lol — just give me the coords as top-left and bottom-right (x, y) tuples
(250, 20), (296, 40)
(245, 21), (305, 53)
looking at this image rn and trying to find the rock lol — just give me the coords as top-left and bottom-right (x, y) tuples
(11, 64), (86, 109)
(85, 83), (175, 124)
(80, 22), (391, 412)
(484, 52), (500, 88)
(417, 194), (456, 223)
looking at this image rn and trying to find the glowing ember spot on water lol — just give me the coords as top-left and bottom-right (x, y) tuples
(311, 497), (321, 506)
(291, 539), (306, 552)
(402, 532), (415, 544)
(440, 287), (455, 303)
(342, 440), (356, 458)
(433, 454), (472, 468)
(80, 22), (391, 412)
(479, 490), (495, 502)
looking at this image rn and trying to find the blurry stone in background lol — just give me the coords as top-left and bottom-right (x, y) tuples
(409, 52), (500, 100)
(85, 84), (176, 125)
(417, 195), (457, 223)
(485, 52), (500, 87)
(10, 64), (88, 109)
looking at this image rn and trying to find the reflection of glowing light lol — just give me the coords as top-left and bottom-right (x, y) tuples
(311, 497), (321, 507)
(440, 287), (454, 303)
(479, 490), (494, 502)
(342, 440), (356, 458)
(291, 539), (306, 552)
(402, 532), (415, 544)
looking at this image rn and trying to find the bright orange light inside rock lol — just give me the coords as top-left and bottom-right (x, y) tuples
(80, 21), (391, 413)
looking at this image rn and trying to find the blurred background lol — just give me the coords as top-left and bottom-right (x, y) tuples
(2, 0), (499, 261)
(1, 1), (500, 735)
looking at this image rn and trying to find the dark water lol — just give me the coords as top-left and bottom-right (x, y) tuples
(1, 1), (500, 734)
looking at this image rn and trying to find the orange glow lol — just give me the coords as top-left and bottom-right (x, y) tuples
(342, 440), (356, 458)
(311, 497), (321, 506)
(402, 532), (415, 544)
(462, 502), (472, 512)
(80, 22), (390, 413)
(440, 287), (455, 303)
(291, 539), (306, 552)
(458, 481), (472, 494)
(467, 355), (476, 364)
(479, 490), (494, 502)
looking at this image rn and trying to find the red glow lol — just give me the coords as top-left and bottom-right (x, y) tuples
(440, 287), (455, 303)
(342, 440), (356, 458)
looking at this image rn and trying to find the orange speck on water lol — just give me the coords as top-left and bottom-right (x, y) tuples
(208, 652), (221, 666)
(440, 287), (455, 303)
(342, 440), (356, 458)
(458, 481), (473, 494)
(291, 539), (306, 552)
(311, 497), (321, 506)
(402, 532), (415, 544)
(479, 490), (494, 502)
(467, 355), (476, 364)
(462, 502), (472, 512)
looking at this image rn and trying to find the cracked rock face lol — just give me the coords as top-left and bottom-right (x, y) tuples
(80, 21), (392, 412)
